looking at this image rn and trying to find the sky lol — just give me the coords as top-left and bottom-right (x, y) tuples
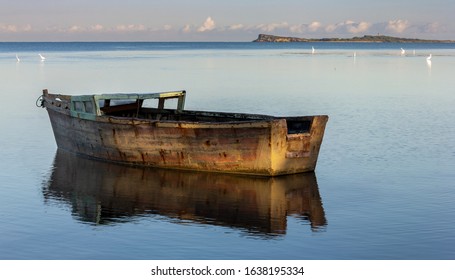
(1, 0), (455, 41)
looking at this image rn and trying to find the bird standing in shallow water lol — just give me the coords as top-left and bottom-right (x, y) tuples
(426, 54), (432, 68)
(39, 53), (46, 61)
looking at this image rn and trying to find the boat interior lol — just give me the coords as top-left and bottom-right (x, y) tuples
(41, 89), (313, 135)
(99, 99), (313, 134)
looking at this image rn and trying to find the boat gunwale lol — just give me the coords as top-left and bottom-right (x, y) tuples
(42, 90), (325, 128)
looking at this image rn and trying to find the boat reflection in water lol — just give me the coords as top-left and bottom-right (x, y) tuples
(43, 150), (327, 237)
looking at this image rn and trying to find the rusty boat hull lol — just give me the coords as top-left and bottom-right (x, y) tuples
(41, 89), (328, 176)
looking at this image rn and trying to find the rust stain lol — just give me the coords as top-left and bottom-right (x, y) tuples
(98, 129), (104, 145)
(159, 149), (166, 163)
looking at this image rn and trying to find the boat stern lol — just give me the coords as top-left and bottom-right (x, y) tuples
(270, 115), (328, 175)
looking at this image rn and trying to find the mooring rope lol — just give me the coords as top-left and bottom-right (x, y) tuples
(35, 95), (44, 108)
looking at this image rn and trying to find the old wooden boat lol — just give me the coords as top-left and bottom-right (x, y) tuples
(39, 89), (328, 176)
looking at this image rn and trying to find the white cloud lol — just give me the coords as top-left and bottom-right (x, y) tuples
(289, 24), (304, 33)
(308, 21), (322, 32)
(182, 24), (191, 33)
(69, 25), (85, 32)
(325, 24), (337, 33)
(198, 17), (216, 32)
(289, 21), (321, 33)
(23, 24), (32, 32)
(346, 21), (371, 33)
(0, 24), (33, 33)
(116, 24), (146, 32)
(90, 24), (105, 31)
(323, 20), (372, 34)
(325, 21), (350, 33)
(256, 22), (289, 33)
(386, 19), (409, 33)
(61, 23), (146, 34)
(0, 18), (447, 41)
(424, 22), (441, 33)
(228, 24), (244, 31)
(1, 24), (17, 32)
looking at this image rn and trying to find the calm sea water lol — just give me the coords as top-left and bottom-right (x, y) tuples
(0, 42), (454, 260)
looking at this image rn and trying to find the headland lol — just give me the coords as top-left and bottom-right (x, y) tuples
(253, 34), (455, 43)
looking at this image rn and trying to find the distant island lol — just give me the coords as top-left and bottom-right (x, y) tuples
(253, 34), (455, 43)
